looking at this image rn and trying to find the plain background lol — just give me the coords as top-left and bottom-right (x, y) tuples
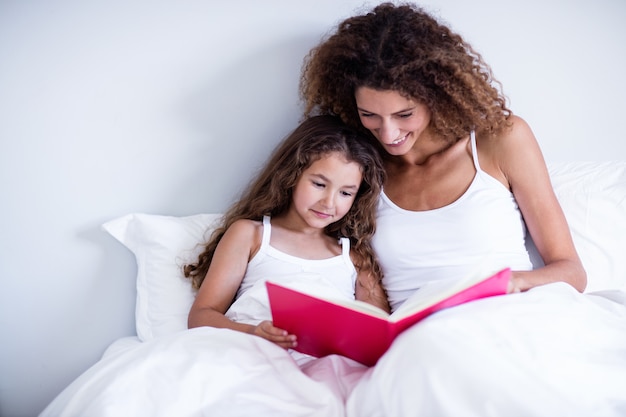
(1, 0), (625, 415)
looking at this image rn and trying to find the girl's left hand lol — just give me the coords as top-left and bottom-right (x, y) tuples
(507, 272), (525, 293)
(250, 320), (298, 349)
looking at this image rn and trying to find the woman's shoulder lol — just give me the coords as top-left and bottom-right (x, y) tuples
(494, 115), (543, 162)
(476, 115), (545, 186)
(477, 115), (533, 149)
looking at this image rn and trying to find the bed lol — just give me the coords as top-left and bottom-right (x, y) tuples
(39, 161), (626, 417)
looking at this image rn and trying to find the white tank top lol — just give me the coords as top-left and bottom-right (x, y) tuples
(373, 132), (533, 311)
(225, 216), (357, 324)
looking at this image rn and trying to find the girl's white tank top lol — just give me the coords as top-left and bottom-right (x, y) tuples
(226, 216), (357, 324)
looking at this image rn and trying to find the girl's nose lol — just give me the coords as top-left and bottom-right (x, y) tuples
(320, 191), (335, 208)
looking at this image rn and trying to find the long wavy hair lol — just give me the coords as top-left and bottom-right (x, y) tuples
(184, 115), (386, 290)
(300, 2), (511, 142)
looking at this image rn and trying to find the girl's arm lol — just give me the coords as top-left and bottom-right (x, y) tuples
(482, 115), (586, 292)
(188, 219), (297, 348)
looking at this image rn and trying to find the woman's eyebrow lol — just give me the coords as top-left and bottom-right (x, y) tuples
(356, 106), (416, 115)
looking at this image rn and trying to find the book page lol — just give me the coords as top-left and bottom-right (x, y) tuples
(389, 267), (504, 320)
(317, 296), (391, 318)
(267, 281), (391, 319)
(390, 278), (461, 318)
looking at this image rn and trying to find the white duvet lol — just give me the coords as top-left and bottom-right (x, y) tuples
(40, 327), (369, 417)
(40, 283), (626, 417)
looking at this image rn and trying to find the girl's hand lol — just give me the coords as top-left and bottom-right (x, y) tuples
(250, 320), (297, 349)
(507, 279), (521, 294)
(507, 272), (526, 293)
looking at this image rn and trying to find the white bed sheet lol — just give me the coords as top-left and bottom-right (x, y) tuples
(40, 327), (368, 417)
(346, 283), (626, 417)
(41, 284), (626, 417)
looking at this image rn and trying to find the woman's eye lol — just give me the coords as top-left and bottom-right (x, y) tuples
(359, 112), (374, 118)
(341, 191), (354, 197)
(312, 181), (325, 188)
(398, 113), (413, 118)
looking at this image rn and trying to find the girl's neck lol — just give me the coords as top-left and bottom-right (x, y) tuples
(271, 211), (326, 237)
(269, 213), (341, 259)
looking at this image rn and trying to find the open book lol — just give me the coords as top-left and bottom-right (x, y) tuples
(266, 267), (511, 366)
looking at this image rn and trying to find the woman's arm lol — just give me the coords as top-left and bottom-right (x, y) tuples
(354, 262), (391, 313)
(483, 115), (586, 292)
(188, 219), (297, 348)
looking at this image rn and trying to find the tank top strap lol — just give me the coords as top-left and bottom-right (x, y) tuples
(339, 237), (351, 260)
(469, 130), (483, 172)
(261, 215), (271, 247)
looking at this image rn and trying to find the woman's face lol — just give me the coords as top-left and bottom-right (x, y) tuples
(354, 87), (431, 156)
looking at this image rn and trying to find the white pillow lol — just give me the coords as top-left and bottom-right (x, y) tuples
(102, 213), (222, 342)
(546, 161), (626, 293)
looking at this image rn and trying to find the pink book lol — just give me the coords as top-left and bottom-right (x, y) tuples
(267, 268), (510, 366)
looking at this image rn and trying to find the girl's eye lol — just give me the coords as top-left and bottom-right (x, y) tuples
(341, 191), (354, 197)
(312, 181), (325, 188)
(359, 112), (374, 118)
(398, 113), (413, 118)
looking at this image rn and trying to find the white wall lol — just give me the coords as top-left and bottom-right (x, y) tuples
(0, 1), (624, 415)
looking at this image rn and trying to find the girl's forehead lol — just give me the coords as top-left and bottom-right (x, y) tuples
(306, 152), (362, 172)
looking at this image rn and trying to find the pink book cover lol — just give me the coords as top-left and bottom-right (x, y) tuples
(267, 268), (511, 366)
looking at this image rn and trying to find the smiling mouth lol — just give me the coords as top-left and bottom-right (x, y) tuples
(313, 210), (332, 218)
(390, 134), (407, 146)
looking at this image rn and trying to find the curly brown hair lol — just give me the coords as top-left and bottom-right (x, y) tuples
(300, 2), (511, 142)
(184, 115), (386, 290)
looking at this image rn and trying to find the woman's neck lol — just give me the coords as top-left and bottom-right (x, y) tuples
(382, 135), (474, 211)
(392, 132), (460, 167)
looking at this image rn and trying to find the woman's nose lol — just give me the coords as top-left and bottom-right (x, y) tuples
(379, 119), (398, 143)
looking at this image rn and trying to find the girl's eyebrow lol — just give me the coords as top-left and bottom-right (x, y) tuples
(310, 173), (359, 190)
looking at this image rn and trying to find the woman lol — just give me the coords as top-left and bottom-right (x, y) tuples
(300, 3), (626, 416)
(300, 2), (585, 307)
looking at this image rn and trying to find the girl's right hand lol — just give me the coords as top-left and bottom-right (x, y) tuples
(250, 320), (298, 349)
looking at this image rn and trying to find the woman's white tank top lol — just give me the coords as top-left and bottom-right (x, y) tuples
(373, 131), (533, 311)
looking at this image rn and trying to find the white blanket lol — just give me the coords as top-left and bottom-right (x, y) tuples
(40, 284), (626, 417)
(40, 327), (368, 417)
(347, 283), (626, 417)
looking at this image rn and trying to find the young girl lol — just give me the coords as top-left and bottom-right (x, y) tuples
(38, 116), (388, 417)
(184, 115), (389, 352)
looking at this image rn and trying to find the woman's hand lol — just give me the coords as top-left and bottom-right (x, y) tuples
(485, 116), (586, 292)
(250, 320), (298, 349)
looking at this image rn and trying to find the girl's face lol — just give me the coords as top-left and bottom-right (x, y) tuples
(291, 152), (363, 229)
(354, 87), (431, 156)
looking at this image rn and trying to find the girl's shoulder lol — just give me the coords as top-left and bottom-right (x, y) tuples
(229, 217), (262, 228)
(221, 218), (264, 260)
(223, 218), (263, 244)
